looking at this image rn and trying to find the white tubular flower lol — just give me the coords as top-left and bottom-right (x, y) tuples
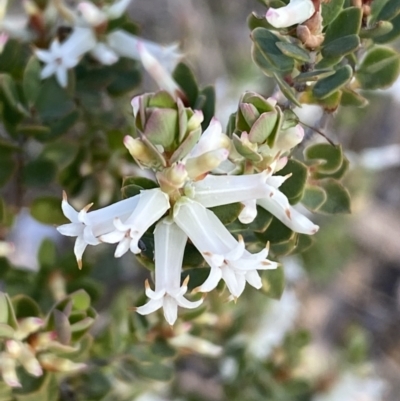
(266, 0), (315, 28)
(100, 189), (170, 257)
(136, 218), (203, 325)
(189, 169), (275, 208)
(57, 192), (139, 268)
(174, 198), (277, 298)
(257, 182), (319, 235)
(107, 30), (181, 72)
(78, 0), (132, 26)
(35, 27), (96, 87)
(90, 42), (118, 65)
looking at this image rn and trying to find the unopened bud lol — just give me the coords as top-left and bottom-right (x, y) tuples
(157, 163), (188, 194)
(185, 148), (229, 179)
(274, 124), (304, 152)
(15, 317), (43, 340)
(275, 156), (288, 172)
(39, 354), (86, 373)
(0, 353), (21, 388)
(187, 110), (204, 132)
(77, 2), (107, 27)
(124, 136), (155, 165)
(18, 345), (42, 377)
(6, 340), (22, 357)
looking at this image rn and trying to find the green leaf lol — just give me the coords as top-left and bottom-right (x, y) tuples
(36, 110), (79, 142)
(321, 35), (360, 58)
(275, 42), (311, 63)
(360, 21), (393, 39)
(273, 72), (301, 107)
(30, 196), (66, 225)
(172, 62), (199, 106)
(278, 159), (308, 204)
(318, 179), (351, 214)
(232, 134), (262, 162)
(312, 65), (352, 99)
(122, 176), (157, 189)
(16, 125), (51, 137)
(228, 206), (273, 233)
(324, 7), (362, 44)
(321, 0), (344, 26)
(256, 216), (295, 244)
(106, 58), (141, 96)
(356, 46), (400, 90)
(374, 14), (400, 43)
(23, 56), (42, 105)
(198, 85), (216, 130)
(251, 28), (294, 73)
(305, 143), (343, 173)
(377, 0), (400, 21)
(22, 159), (57, 187)
(315, 157), (350, 179)
(295, 234), (314, 254)
(260, 266), (285, 299)
(145, 108), (178, 150)
(247, 12), (274, 30)
(12, 295), (41, 319)
(70, 289), (91, 311)
(209, 203), (242, 225)
(248, 111), (278, 144)
(0, 74), (24, 112)
(302, 185), (327, 211)
(0, 323), (14, 338)
(38, 239), (57, 268)
(41, 141), (79, 169)
(340, 88), (369, 107)
(293, 69), (335, 83)
(34, 78), (75, 121)
(181, 268), (210, 290)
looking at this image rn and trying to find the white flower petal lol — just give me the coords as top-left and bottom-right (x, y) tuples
(55, 65), (68, 88)
(266, 0), (315, 28)
(191, 170), (273, 208)
(35, 49), (53, 64)
(105, 0), (132, 19)
(57, 223), (82, 237)
(74, 236), (87, 263)
(238, 199), (258, 224)
(154, 218), (187, 291)
(257, 189), (319, 235)
(221, 266), (246, 298)
(40, 63), (57, 79)
(136, 298), (163, 315)
(245, 270), (262, 289)
(176, 295), (203, 310)
(163, 296), (178, 325)
(115, 237), (131, 257)
(100, 230), (125, 244)
(198, 266), (222, 293)
(61, 198), (79, 222)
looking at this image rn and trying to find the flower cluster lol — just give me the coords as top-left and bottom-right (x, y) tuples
(0, 0), (181, 88)
(58, 90), (318, 325)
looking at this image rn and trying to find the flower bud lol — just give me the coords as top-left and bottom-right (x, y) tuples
(124, 136), (155, 165)
(0, 353), (21, 388)
(39, 354), (86, 373)
(156, 163), (188, 194)
(185, 148), (229, 179)
(15, 317), (44, 340)
(274, 124), (304, 152)
(187, 110), (204, 132)
(77, 2), (107, 27)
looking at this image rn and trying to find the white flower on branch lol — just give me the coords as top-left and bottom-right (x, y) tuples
(135, 218), (203, 325)
(266, 0), (315, 28)
(35, 27), (96, 87)
(173, 198), (278, 298)
(57, 192), (139, 268)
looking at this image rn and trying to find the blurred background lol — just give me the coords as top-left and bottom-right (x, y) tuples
(4, 0), (400, 400)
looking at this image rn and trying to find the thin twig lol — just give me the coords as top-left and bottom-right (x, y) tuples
(300, 121), (336, 146)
